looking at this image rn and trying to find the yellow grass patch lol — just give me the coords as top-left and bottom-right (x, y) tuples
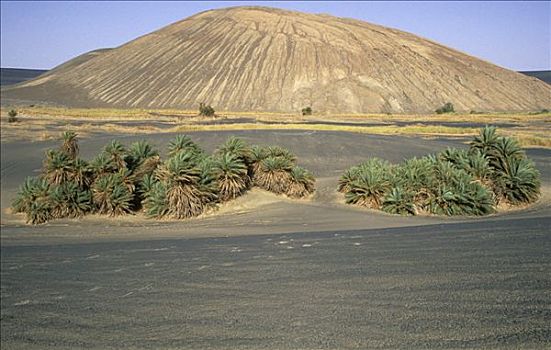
(1, 106), (549, 148)
(170, 123), (479, 136)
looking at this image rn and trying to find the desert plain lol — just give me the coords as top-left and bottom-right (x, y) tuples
(1, 108), (550, 349)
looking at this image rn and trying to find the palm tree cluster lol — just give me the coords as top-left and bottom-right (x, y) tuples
(12, 133), (316, 224)
(340, 126), (540, 216)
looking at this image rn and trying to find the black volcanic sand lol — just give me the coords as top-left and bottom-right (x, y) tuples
(1, 130), (551, 349)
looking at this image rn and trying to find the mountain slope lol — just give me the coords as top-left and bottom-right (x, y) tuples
(2, 6), (550, 113)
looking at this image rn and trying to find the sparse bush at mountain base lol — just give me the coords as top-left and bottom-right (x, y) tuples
(8, 109), (18, 123)
(199, 103), (215, 117)
(435, 102), (454, 114)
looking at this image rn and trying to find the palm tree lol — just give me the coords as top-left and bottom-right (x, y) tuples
(438, 147), (469, 168)
(338, 166), (360, 193)
(11, 177), (52, 224)
(286, 166), (315, 198)
(167, 135), (203, 158)
(12, 177), (50, 214)
(255, 156), (293, 194)
(487, 136), (524, 174)
(470, 125), (499, 155)
(49, 181), (92, 218)
(265, 145), (297, 163)
(127, 140), (159, 173)
(103, 140), (128, 170)
(345, 169), (391, 209)
(116, 167), (136, 194)
(69, 158), (93, 189)
(382, 187), (416, 215)
(216, 137), (252, 165)
(391, 158), (435, 211)
(42, 149), (74, 185)
(154, 151), (207, 219)
(249, 145), (269, 180)
(427, 170), (494, 216)
(463, 150), (492, 185)
(27, 201), (52, 225)
(60, 131), (79, 159)
(90, 152), (117, 178)
(143, 181), (168, 218)
(92, 173), (134, 216)
(213, 152), (249, 201)
(427, 184), (459, 216)
(131, 155), (161, 182)
(460, 179), (496, 216)
(197, 156), (220, 205)
(496, 157), (540, 204)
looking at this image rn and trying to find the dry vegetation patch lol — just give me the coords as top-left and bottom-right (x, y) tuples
(1, 107), (549, 148)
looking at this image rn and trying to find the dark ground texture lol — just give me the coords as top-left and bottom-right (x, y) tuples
(1, 217), (550, 349)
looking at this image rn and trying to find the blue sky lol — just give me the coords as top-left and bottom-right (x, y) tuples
(1, 1), (549, 71)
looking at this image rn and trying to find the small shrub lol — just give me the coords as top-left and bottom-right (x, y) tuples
(529, 109), (550, 115)
(8, 109), (18, 123)
(199, 103), (215, 117)
(302, 106), (312, 116)
(435, 102), (454, 114)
